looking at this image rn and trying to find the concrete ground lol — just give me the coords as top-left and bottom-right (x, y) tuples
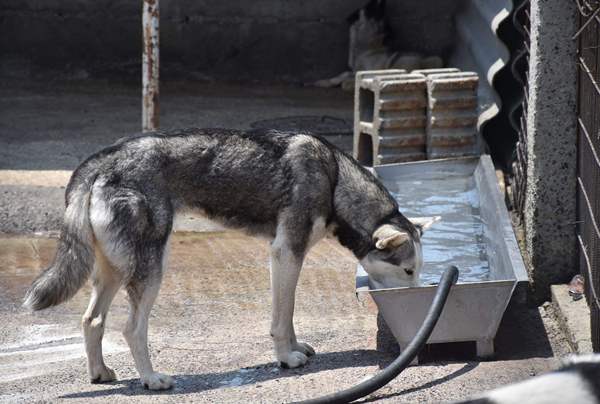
(0, 79), (572, 403)
(0, 79), (353, 171)
(0, 233), (570, 403)
(0, 78), (352, 234)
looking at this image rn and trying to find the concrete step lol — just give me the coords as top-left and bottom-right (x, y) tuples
(550, 284), (593, 353)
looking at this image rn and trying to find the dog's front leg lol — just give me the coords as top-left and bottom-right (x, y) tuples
(269, 240), (315, 368)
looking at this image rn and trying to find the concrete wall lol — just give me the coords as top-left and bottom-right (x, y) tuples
(385, 1), (460, 59)
(0, 0), (461, 82)
(525, 0), (578, 302)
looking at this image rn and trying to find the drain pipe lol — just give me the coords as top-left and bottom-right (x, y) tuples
(298, 265), (459, 404)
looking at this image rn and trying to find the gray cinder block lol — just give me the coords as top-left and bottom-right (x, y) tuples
(353, 70), (427, 165)
(411, 67), (460, 76)
(425, 71), (480, 159)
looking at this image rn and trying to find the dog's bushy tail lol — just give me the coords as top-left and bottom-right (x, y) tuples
(24, 180), (96, 311)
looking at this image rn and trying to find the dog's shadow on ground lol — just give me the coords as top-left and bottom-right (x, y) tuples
(60, 349), (478, 399)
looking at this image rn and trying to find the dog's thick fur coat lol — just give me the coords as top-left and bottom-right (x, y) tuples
(24, 128), (429, 389)
(456, 355), (600, 404)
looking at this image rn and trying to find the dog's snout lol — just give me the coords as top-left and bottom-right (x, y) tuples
(404, 269), (414, 275)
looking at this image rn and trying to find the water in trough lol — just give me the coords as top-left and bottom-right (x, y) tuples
(384, 169), (490, 284)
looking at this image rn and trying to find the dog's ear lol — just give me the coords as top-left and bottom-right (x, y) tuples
(374, 224), (410, 250)
(359, 9), (367, 22)
(409, 216), (441, 236)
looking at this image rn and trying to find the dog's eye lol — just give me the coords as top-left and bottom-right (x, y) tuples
(404, 269), (414, 275)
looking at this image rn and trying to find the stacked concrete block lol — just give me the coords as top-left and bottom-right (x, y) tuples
(412, 67), (460, 76)
(425, 72), (480, 159)
(353, 70), (428, 166)
(353, 68), (480, 165)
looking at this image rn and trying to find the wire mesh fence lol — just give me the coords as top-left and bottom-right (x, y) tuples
(575, 0), (600, 352)
(510, 0), (530, 221)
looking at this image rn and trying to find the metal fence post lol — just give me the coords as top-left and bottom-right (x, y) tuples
(142, 0), (159, 132)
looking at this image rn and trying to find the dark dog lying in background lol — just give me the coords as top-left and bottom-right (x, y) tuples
(313, 0), (443, 90)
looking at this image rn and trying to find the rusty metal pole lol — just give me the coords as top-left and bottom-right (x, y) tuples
(142, 0), (159, 132)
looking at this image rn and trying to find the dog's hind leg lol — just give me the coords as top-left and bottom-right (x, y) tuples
(124, 249), (173, 390)
(82, 248), (121, 383)
(90, 182), (174, 389)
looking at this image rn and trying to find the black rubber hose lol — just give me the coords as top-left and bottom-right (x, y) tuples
(297, 265), (459, 404)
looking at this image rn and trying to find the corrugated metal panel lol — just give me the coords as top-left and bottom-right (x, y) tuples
(449, 0), (519, 168)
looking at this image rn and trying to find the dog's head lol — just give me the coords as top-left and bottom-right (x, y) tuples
(347, 0), (389, 68)
(360, 216), (440, 289)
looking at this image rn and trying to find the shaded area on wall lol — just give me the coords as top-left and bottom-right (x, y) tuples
(0, 0), (460, 82)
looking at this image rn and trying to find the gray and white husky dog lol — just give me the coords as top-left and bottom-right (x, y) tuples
(456, 354), (600, 404)
(24, 128), (437, 390)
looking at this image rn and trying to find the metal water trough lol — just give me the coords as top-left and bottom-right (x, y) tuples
(356, 155), (528, 359)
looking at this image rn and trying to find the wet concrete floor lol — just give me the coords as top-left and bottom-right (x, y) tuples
(0, 231), (570, 403)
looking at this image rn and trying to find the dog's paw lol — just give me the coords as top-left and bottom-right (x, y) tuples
(293, 341), (315, 357)
(90, 365), (117, 383)
(279, 351), (309, 369)
(141, 372), (174, 390)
